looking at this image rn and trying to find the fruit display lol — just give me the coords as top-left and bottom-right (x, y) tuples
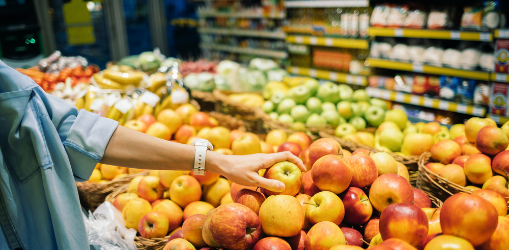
(91, 64), (147, 91)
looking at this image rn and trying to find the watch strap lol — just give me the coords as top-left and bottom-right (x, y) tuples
(193, 145), (208, 175)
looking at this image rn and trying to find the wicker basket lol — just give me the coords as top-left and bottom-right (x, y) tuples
(77, 171), (149, 212)
(425, 190), (444, 208)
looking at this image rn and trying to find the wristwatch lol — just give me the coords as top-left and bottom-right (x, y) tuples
(191, 139), (213, 175)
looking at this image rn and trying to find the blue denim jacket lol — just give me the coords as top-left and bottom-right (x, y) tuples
(0, 61), (118, 249)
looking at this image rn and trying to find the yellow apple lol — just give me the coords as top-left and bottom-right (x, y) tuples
(371, 152), (398, 176)
(88, 169), (102, 183)
(175, 104), (198, 124)
(266, 129), (288, 146)
(138, 176), (165, 202)
(205, 126), (231, 149)
(122, 198), (152, 231)
(146, 122), (172, 140)
(170, 175), (202, 208)
(113, 193), (139, 212)
(232, 132), (262, 155)
(159, 170), (188, 188)
(465, 117), (497, 143)
(153, 199), (183, 232)
(100, 164), (119, 180)
(202, 178), (230, 207)
(220, 192), (234, 205)
(157, 109), (183, 134)
(197, 127), (211, 138)
(449, 124), (465, 139)
(124, 120), (148, 133)
(127, 176), (143, 193)
(402, 133), (434, 156)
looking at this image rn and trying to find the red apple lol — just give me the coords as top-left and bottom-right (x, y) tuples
(492, 150), (509, 178)
(476, 126), (509, 155)
(424, 163), (444, 174)
(153, 200), (183, 232)
(259, 195), (304, 237)
(253, 237), (292, 250)
(182, 214), (207, 247)
(364, 218), (380, 242)
(308, 138), (342, 166)
(479, 216), (509, 250)
(440, 193), (498, 246)
(465, 117), (497, 143)
(482, 176), (509, 199)
(139, 211), (169, 239)
(261, 141), (275, 154)
(341, 227), (363, 247)
(307, 191), (345, 225)
(452, 155), (469, 168)
(378, 238), (417, 250)
(263, 161), (302, 196)
(461, 143), (482, 155)
(175, 125), (197, 144)
(472, 189), (508, 216)
(278, 142), (303, 157)
(190, 112), (211, 131)
(163, 238), (195, 250)
(369, 174), (414, 213)
(138, 176), (165, 202)
(343, 154), (378, 188)
(190, 171), (220, 186)
(430, 140), (461, 164)
(230, 183), (258, 201)
(380, 203), (428, 246)
(286, 230), (306, 250)
(305, 221), (346, 250)
(417, 233), (440, 250)
(124, 120), (148, 133)
(352, 148), (372, 156)
(412, 188), (431, 208)
(302, 171), (320, 197)
(312, 155), (352, 194)
(437, 164), (467, 187)
(235, 189), (266, 215)
(423, 235), (474, 250)
(299, 148), (312, 171)
(138, 114), (156, 127)
(167, 228), (183, 242)
(208, 203), (261, 249)
(287, 132), (312, 150)
(453, 135), (468, 147)
(339, 187), (372, 225)
(201, 209), (221, 247)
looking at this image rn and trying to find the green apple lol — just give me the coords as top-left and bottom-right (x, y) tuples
(370, 98), (387, 110)
(384, 109), (408, 130)
(335, 123), (357, 137)
(277, 98), (296, 114)
(262, 100), (275, 113)
(352, 89), (370, 102)
(306, 97), (323, 114)
(338, 116), (347, 125)
(316, 82), (340, 103)
(303, 78), (319, 96)
(269, 112), (279, 120)
(291, 105), (310, 123)
(271, 91), (287, 105)
(403, 125), (418, 136)
(306, 113), (327, 128)
(351, 103), (362, 117)
(290, 122), (306, 131)
(433, 130), (451, 143)
(278, 114), (294, 125)
(378, 127), (404, 152)
(364, 106), (385, 127)
(337, 101), (353, 119)
(288, 85), (311, 104)
(501, 121), (509, 137)
(320, 110), (340, 126)
(322, 102), (337, 111)
(357, 101), (371, 113)
(338, 84), (353, 101)
(349, 116), (367, 130)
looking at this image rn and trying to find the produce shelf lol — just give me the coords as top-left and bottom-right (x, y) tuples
(198, 28), (286, 39)
(487, 114), (509, 125)
(200, 43), (288, 59)
(286, 36), (369, 49)
(287, 66), (367, 86)
(495, 29), (509, 39)
(366, 58), (491, 81)
(491, 73), (509, 83)
(285, 0), (369, 8)
(197, 11), (285, 19)
(366, 87), (487, 117)
(368, 27), (493, 41)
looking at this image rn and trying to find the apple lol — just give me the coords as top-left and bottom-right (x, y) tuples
(452, 155), (469, 168)
(235, 188), (266, 215)
(479, 216), (509, 250)
(352, 148), (372, 156)
(465, 117), (497, 143)
(306, 97), (322, 114)
(286, 230), (306, 250)
(175, 125), (197, 144)
(291, 105), (311, 123)
(163, 238), (196, 250)
(502, 121), (510, 137)
(412, 188), (431, 208)
(230, 183), (258, 202)
(220, 192), (234, 205)
(492, 150), (509, 178)
(124, 120), (148, 133)
(449, 124), (465, 139)
(291, 122), (307, 131)
(343, 134), (362, 144)
(208, 117), (218, 127)
(153, 200), (183, 232)
(339, 84), (354, 101)
(170, 175), (202, 208)
(370, 98), (387, 110)
(279, 114), (294, 124)
(201, 208), (221, 247)
(175, 104), (198, 124)
(378, 128), (404, 152)
(349, 117), (366, 130)
(138, 176), (165, 202)
(253, 237), (292, 250)
(182, 214), (207, 247)
(440, 193), (498, 246)
(341, 227), (363, 247)
(371, 152), (398, 176)
(344, 154), (378, 188)
(266, 129), (288, 146)
(397, 162), (410, 182)
(356, 132), (375, 147)
(335, 123), (357, 138)
(305, 221), (346, 250)
(138, 114), (157, 127)
(299, 148), (312, 171)
(422, 208), (441, 236)
(100, 164), (119, 180)
(139, 211), (169, 238)
(337, 101), (353, 120)
(340, 187), (372, 225)
(376, 121), (399, 134)
(122, 198), (152, 231)
(202, 177), (230, 207)
(317, 82), (340, 103)
(189, 112), (212, 132)
(341, 149), (352, 158)
(260, 141), (274, 154)
(278, 98), (297, 114)
(351, 103), (363, 117)
(308, 138), (342, 166)
(476, 126), (509, 155)
(271, 91), (287, 105)
(329, 246), (364, 250)
(205, 126), (230, 149)
(437, 164), (466, 186)
(369, 174), (414, 213)
(295, 194), (313, 230)
(421, 122), (441, 135)
(146, 122), (172, 140)
(262, 100), (275, 113)
(191, 171), (220, 186)
(113, 193), (139, 212)
(430, 140), (461, 164)
(183, 201), (214, 221)
(364, 218), (380, 242)
(232, 132), (261, 155)
(289, 85), (312, 104)
(363, 106), (385, 127)
(472, 189), (508, 216)
(403, 125), (418, 136)
(482, 176), (509, 200)
(312, 155), (352, 194)
(433, 130), (451, 144)
(259, 195), (304, 237)
(230, 130), (244, 145)
(453, 135), (468, 147)
(307, 191), (345, 225)
(302, 171), (321, 196)
(461, 143), (482, 155)
(287, 132), (312, 150)
(278, 142), (302, 157)
(322, 102), (337, 112)
(127, 176), (144, 193)
(465, 186), (481, 192)
(380, 203), (428, 246)
(385, 109), (408, 130)
(402, 133), (434, 156)
(167, 228), (184, 242)
(351, 89), (369, 102)
(263, 161), (302, 196)
(378, 238), (417, 250)
(464, 154), (493, 185)
(321, 109), (341, 126)
(159, 170), (188, 188)
(423, 235), (474, 250)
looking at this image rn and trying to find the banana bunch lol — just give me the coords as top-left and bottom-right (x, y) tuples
(132, 101), (154, 119)
(228, 93), (265, 107)
(93, 65), (145, 90)
(282, 76), (314, 88)
(148, 72), (167, 93)
(105, 97), (134, 125)
(75, 86), (98, 111)
(154, 85), (189, 117)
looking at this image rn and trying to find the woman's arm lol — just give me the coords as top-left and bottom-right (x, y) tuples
(101, 125), (306, 192)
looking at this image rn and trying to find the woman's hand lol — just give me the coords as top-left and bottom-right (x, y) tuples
(207, 151), (306, 193)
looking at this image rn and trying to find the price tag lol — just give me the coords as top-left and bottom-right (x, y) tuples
(497, 29), (509, 38)
(310, 37), (318, 45)
(171, 90), (189, 104)
(450, 31), (460, 40)
(105, 93), (121, 107)
(325, 38), (333, 46)
(346, 75), (353, 84)
(329, 72), (338, 81)
(295, 36), (303, 43)
(495, 73), (507, 82)
(412, 63), (424, 73)
(480, 33), (491, 41)
(394, 29), (403, 37)
(139, 91), (161, 107)
(76, 89), (88, 99)
(89, 99), (104, 111)
(114, 98), (133, 114)
(309, 69), (317, 77)
(291, 67), (299, 74)
(356, 77), (363, 85)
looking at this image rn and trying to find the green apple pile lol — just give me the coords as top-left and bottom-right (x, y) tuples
(262, 77), (388, 134)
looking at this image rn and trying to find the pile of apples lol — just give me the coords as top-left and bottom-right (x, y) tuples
(426, 117), (509, 196)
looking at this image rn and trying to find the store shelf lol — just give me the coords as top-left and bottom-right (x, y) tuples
(287, 66), (367, 86)
(286, 36), (369, 49)
(366, 58), (491, 81)
(366, 87), (487, 117)
(198, 28), (285, 39)
(285, 0), (369, 8)
(487, 114), (509, 125)
(197, 11), (285, 19)
(368, 27), (493, 41)
(491, 73), (509, 82)
(200, 44), (288, 59)
(495, 29), (509, 39)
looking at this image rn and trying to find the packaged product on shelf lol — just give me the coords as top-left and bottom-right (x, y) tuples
(461, 6), (483, 31)
(340, 8), (351, 37)
(442, 49), (462, 69)
(495, 39), (509, 73)
(457, 79), (477, 105)
(482, 0), (504, 30)
(359, 8), (370, 37)
(473, 83), (491, 105)
(370, 42), (392, 59)
(404, 9), (426, 29)
(349, 8), (360, 37)
(439, 76), (460, 101)
(408, 46), (425, 63)
(460, 48), (482, 70)
(370, 4), (390, 27)
(423, 46), (444, 66)
(412, 75), (440, 97)
(489, 82), (508, 116)
(390, 44), (410, 62)
(393, 74), (414, 93)
(427, 8), (450, 29)
(479, 53), (496, 71)
(387, 5), (408, 28)
(368, 75), (396, 90)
